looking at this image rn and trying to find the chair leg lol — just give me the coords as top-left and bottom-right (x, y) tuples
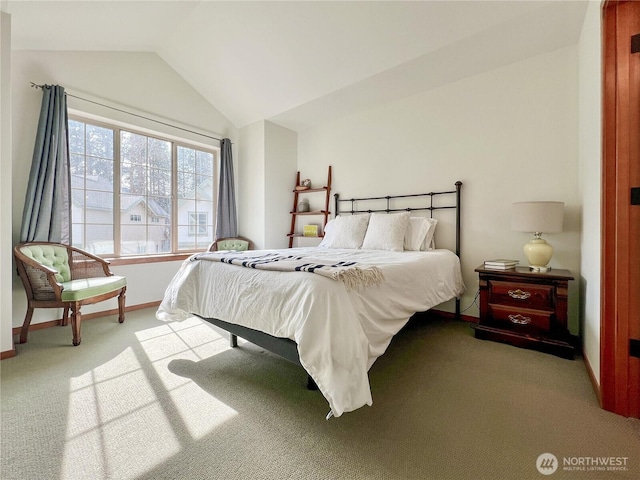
(70, 303), (82, 346)
(19, 306), (35, 344)
(117, 287), (126, 324)
(61, 307), (70, 326)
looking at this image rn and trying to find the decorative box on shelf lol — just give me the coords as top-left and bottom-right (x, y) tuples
(303, 225), (318, 237)
(473, 265), (575, 359)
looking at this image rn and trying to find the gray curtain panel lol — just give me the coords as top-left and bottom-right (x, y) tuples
(20, 85), (72, 244)
(215, 138), (238, 239)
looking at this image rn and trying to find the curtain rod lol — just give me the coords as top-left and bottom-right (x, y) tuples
(30, 82), (228, 144)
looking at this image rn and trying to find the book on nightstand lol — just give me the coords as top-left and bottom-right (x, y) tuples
(483, 259), (519, 270)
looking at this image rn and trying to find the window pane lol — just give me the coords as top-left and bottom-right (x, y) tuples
(149, 168), (171, 197)
(121, 162), (147, 195)
(121, 131), (147, 165)
(148, 196), (171, 221)
(178, 172), (196, 199)
(120, 225), (152, 254)
(85, 190), (114, 219)
(86, 158), (114, 189)
(196, 175), (214, 200)
(69, 120), (85, 154)
(86, 225), (114, 255)
(196, 151), (213, 176)
(177, 146), (196, 173)
(86, 124), (114, 159)
(70, 154), (85, 176)
(149, 138), (171, 170)
(196, 235), (213, 250)
(71, 188), (85, 211)
(148, 223), (171, 253)
(121, 194), (143, 220)
(177, 225), (196, 251)
(72, 224), (84, 250)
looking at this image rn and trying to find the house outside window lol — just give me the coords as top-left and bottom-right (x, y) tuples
(188, 212), (208, 236)
(69, 117), (217, 256)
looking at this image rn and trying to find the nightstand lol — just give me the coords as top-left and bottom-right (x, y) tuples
(473, 265), (575, 359)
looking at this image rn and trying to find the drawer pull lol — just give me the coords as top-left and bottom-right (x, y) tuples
(508, 314), (532, 325)
(508, 289), (531, 300)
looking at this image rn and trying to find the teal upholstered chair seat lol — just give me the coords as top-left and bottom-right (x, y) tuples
(209, 236), (254, 252)
(14, 242), (127, 346)
(60, 276), (128, 302)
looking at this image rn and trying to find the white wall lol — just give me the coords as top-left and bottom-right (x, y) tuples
(577, 0), (602, 383)
(238, 120), (296, 250)
(297, 46), (582, 328)
(1, 11), (13, 354)
(238, 121), (266, 248)
(9, 50), (238, 333)
(264, 121), (297, 249)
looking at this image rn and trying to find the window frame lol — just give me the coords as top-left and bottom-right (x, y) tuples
(68, 113), (219, 263)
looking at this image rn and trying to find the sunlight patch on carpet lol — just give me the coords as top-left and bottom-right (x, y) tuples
(63, 348), (180, 479)
(137, 319), (238, 440)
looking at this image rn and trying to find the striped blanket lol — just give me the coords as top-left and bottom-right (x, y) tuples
(192, 251), (384, 290)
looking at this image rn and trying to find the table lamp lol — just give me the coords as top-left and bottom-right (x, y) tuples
(511, 201), (564, 272)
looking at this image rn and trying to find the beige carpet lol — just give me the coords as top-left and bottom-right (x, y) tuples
(1, 308), (639, 480)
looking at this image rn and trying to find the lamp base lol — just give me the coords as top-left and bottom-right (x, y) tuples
(529, 265), (552, 272)
(523, 235), (554, 272)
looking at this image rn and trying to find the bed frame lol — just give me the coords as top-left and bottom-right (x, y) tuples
(199, 181), (463, 388)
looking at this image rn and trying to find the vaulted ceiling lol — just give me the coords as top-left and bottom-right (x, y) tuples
(6, 1), (589, 131)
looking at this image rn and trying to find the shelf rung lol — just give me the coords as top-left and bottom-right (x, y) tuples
(289, 210), (328, 215)
(292, 187), (328, 193)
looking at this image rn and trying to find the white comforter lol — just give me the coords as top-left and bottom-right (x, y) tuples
(156, 247), (465, 417)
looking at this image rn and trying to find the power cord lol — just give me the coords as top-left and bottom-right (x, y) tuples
(460, 288), (480, 314)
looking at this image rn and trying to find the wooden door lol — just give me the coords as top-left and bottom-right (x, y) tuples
(602, 0), (640, 419)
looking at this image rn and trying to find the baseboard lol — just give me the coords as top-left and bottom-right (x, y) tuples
(3, 301), (161, 359)
(0, 347), (16, 360)
(583, 352), (603, 407)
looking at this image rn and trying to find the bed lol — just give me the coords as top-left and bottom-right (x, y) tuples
(157, 182), (464, 418)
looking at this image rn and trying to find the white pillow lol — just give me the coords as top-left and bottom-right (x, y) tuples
(362, 212), (410, 251)
(423, 217), (438, 250)
(318, 219), (335, 247)
(404, 217), (430, 251)
(322, 214), (370, 249)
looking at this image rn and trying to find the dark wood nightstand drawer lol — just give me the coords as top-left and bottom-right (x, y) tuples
(487, 304), (552, 335)
(475, 265), (574, 357)
(489, 280), (553, 309)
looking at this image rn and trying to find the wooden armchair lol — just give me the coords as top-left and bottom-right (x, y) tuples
(14, 242), (127, 346)
(208, 236), (254, 252)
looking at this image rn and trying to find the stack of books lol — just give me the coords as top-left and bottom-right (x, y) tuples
(483, 259), (518, 270)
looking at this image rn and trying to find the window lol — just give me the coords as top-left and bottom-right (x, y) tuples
(188, 212), (208, 236)
(69, 117), (217, 256)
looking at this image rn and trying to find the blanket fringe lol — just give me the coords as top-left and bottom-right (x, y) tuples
(333, 266), (384, 291)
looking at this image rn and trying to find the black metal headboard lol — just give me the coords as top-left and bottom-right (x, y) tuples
(334, 181), (463, 315)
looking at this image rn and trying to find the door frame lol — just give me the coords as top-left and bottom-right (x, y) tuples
(601, 0), (640, 418)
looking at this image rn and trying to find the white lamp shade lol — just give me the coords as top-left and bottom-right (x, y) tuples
(511, 202), (564, 233)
